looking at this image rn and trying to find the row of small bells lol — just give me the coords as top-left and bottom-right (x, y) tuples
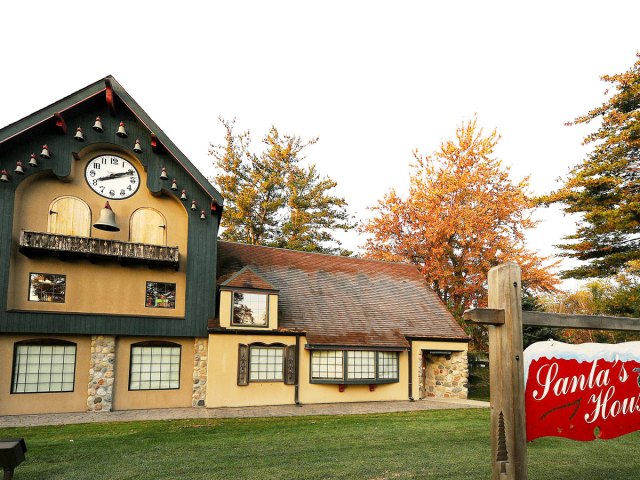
(1, 118), (141, 181)
(2, 116), (208, 228)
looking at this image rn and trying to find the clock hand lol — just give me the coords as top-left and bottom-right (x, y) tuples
(97, 169), (134, 181)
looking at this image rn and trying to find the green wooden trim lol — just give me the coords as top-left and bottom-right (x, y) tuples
(0, 78), (221, 338)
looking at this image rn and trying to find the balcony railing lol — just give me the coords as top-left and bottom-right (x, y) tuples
(19, 230), (179, 270)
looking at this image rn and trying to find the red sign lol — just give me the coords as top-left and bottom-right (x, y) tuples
(524, 341), (640, 441)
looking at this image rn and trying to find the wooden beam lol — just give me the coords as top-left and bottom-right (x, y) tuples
(463, 308), (505, 325)
(487, 263), (527, 480)
(523, 311), (640, 332)
(53, 112), (67, 134)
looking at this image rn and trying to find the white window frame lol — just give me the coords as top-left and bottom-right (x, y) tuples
(12, 342), (77, 394)
(129, 343), (181, 391)
(249, 346), (284, 382)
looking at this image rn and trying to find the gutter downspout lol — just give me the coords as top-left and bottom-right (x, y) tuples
(295, 334), (301, 406)
(408, 341), (414, 401)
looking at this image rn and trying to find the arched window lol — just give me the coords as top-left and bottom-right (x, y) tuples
(48, 196), (91, 237)
(12, 339), (77, 393)
(129, 341), (180, 390)
(129, 208), (167, 246)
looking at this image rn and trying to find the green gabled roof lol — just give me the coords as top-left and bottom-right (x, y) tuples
(0, 75), (223, 207)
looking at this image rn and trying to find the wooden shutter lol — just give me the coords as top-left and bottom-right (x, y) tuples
(130, 208), (166, 245)
(237, 344), (249, 386)
(48, 196), (91, 236)
(284, 345), (296, 385)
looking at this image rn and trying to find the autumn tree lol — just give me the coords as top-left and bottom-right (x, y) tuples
(543, 53), (640, 278)
(210, 118), (352, 254)
(361, 118), (559, 348)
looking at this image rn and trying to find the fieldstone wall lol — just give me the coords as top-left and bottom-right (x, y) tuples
(87, 335), (116, 412)
(192, 337), (208, 407)
(422, 351), (468, 399)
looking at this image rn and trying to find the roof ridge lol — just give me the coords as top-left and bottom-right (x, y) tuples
(218, 240), (418, 270)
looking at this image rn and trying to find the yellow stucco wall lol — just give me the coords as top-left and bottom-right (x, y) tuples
(218, 290), (279, 330)
(0, 334), (91, 415)
(7, 145), (188, 318)
(112, 336), (195, 410)
(410, 340), (468, 399)
(206, 334), (296, 408)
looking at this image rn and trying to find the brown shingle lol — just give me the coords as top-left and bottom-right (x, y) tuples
(221, 266), (277, 291)
(216, 241), (468, 348)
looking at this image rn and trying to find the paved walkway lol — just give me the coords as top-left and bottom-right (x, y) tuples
(0, 398), (488, 428)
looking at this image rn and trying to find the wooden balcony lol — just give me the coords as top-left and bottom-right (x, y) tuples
(19, 230), (179, 270)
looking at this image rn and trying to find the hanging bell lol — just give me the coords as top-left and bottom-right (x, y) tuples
(93, 201), (120, 232)
(116, 121), (128, 138)
(200, 210), (206, 220)
(14, 162), (25, 175)
(93, 116), (104, 132)
(160, 167), (168, 180)
(40, 145), (51, 159)
(180, 189), (187, 201)
(74, 127), (85, 142)
(28, 153), (38, 167)
(191, 200), (197, 211)
(0, 169), (9, 182)
(171, 179), (178, 191)
(133, 139), (142, 153)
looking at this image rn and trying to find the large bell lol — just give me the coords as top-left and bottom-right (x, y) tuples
(93, 201), (120, 232)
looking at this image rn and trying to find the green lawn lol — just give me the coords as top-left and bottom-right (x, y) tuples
(1, 409), (639, 479)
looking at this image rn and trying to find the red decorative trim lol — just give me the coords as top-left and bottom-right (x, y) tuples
(53, 112), (67, 134)
(369, 384), (376, 392)
(105, 78), (116, 115)
(150, 132), (162, 153)
(338, 384), (345, 392)
(210, 200), (218, 213)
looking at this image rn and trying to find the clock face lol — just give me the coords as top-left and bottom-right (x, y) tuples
(85, 155), (140, 200)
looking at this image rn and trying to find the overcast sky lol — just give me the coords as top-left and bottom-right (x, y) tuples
(2, 1), (639, 289)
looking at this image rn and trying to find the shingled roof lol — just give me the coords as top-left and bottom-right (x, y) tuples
(216, 241), (468, 348)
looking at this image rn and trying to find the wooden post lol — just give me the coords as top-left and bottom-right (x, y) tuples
(487, 262), (527, 480)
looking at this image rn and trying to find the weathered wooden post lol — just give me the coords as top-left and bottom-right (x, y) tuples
(487, 262), (527, 480)
(465, 262), (527, 479)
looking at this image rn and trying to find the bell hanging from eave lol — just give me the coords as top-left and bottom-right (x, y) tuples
(171, 179), (178, 191)
(133, 139), (142, 153)
(74, 127), (85, 142)
(93, 201), (120, 232)
(0, 169), (9, 182)
(200, 210), (206, 220)
(180, 189), (187, 201)
(40, 145), (51, 159)
(116, 121), (128, 138)
(191, 200), (197, 211)
(14, 162), (24, 174)
(93, 116), (104, 132)
(28, 153), (38, 167)
(160, 167), (168, 180)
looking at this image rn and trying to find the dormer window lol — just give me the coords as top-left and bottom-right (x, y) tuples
(232, 292), (269, 327)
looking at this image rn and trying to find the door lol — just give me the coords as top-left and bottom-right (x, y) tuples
(48, 196), (91, 236)
(129, 208), (167, 245)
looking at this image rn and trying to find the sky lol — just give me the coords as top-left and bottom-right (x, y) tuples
(1, 1), (639, 290)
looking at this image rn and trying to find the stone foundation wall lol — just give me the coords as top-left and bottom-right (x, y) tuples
(423, 351), (468, 399)
(192, 337), (208, 407)
(87, 335), (116, 412)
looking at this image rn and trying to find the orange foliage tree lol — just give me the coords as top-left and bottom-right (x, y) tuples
(361, 118), (559, 349)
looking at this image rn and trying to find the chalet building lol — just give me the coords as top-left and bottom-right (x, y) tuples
(0, 77), (468, 416)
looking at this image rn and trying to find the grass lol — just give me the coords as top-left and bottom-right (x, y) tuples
(1, 409), (640, 479)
